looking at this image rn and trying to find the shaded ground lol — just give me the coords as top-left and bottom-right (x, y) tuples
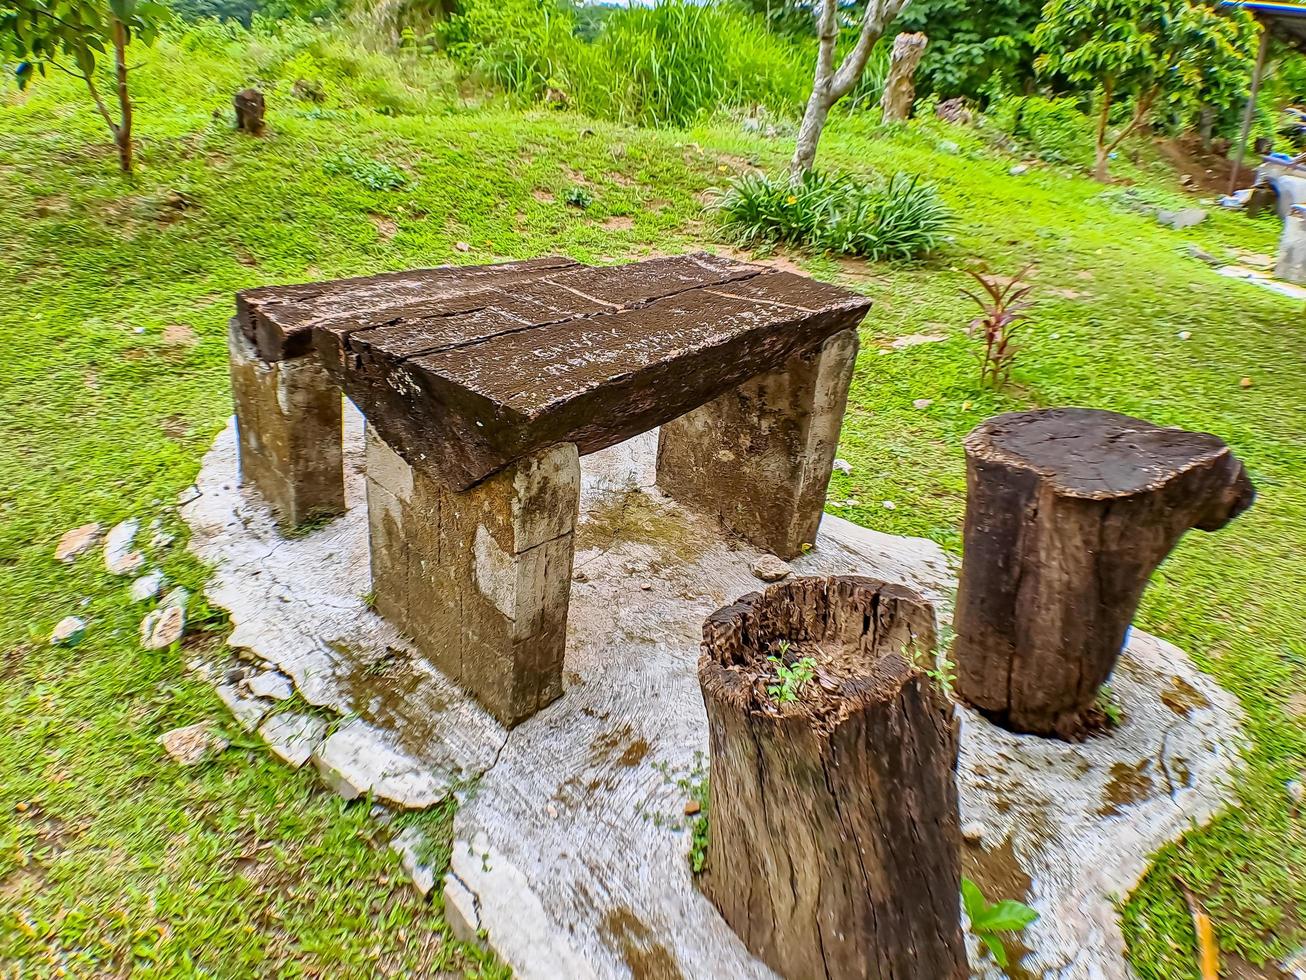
(0, 25), (1302, 979)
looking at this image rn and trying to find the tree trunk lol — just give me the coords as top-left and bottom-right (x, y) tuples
(879, 32), (928, 123)
(792, 87), (834, 176)
(111, 18), (132, 174)
(953, 409), (1255, 740)
(698, 576), (966, 980)
(1199, 105), (1214, 152)
(1094, 81), (1113, 183)
(235, 88), (267, 135)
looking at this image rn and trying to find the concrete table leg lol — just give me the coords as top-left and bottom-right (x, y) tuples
(366, 427), (580, 728)
(227, 321), (345, 529)
(655, 329), (859, 561)
(1276, 205), (1306, 285)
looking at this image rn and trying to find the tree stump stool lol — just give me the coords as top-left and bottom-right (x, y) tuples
(879, 32), (928, 123)
(953, 408), (1255, 739)
(699, 576), (965, 980)
(234, 88), (265, 135)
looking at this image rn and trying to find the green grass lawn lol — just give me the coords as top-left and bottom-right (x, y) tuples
(1, 25), (1302, 979)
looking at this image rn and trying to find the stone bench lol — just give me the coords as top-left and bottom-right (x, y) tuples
(230, 253), (871, 726)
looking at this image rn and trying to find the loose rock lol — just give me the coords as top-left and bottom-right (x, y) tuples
(751, 554), (791, 583)
(832, 458), (853, 475)
(141, 604), (186, 650)
(50, 616), (86, 647)
(159, 721), (228, 766)
(130, 570), (166, 602)
(1156, 208), (1206, 230)
(891, 334), (946, 350)
(104, 519), (144, 576)
(55, 523), (103, 563)
(258, 712), (326, 768)
(913, 398), (934, 410)
(961, 820), (985, 844)
(390, 825), (436, 896)
(247, 670), (294, 701)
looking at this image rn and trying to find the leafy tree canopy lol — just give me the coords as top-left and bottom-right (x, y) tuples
(896, 0), (1042, 101)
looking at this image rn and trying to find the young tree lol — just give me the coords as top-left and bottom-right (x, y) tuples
(1033, 0), (1252, 181)
(791, 0), (912, 174)
(2, 0), (167, 173)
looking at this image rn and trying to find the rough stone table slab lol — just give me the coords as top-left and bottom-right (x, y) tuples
(183, 403), (1246, 979)
(311, 252), (872, 490)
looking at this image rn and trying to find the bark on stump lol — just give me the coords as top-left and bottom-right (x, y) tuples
(879, 33), (928, 124)
(698, 576), (965, 980)
(953, 408), (1255, 739)
(234, 88), (266, 135)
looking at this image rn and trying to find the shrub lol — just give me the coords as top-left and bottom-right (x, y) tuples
(322, 151), (409, 190)
(716, 170), (951, 261)
(993, 95), (1096, 167)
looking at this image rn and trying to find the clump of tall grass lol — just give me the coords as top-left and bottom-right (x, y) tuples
(438, 0), (810, 126)
(575, 1), (811, 128)
(716, 170), (951, 261)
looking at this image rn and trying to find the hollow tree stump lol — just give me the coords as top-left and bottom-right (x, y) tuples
(234, 88), (266, 135)
(879, 32), (928, 123)
(953, 408), (1255, 739)
(699, 576), (965, 980)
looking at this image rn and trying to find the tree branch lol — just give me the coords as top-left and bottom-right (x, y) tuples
(829, 0), (911, 97)
(1104, 88), (1157, 154)
(812, 0), (839, 91)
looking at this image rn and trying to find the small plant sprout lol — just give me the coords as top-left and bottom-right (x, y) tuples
(767, 643), (816, 704)
(962, 877), (1040, 967)
(563, 185), (593, 209)
(1096, 685), (1124, 726)
(962, 265), (1035, 389)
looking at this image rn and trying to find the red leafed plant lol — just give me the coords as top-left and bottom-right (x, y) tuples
(963, 266), (1035, 388)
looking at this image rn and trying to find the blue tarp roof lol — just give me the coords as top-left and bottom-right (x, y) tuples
(1221, 1), (1306, 51)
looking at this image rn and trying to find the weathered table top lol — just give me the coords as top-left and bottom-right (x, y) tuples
(237, 253), (872, 490)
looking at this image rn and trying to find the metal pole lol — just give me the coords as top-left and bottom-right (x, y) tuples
(1230, 24), (1270, 195)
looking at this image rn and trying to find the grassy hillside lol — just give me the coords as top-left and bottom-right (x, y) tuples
(1, 22), (1302, 978)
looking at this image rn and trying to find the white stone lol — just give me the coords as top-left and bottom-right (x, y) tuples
(55, 523), (102, 562)
(390, 826), (436, 896)
(258, 712), (326, 768)
(913, 398), (934, 409)
(890, 334), (946, 350)
(246, 670), (293, 701)
(130, 570), (165, 602)
(832, 458), (853, 475)
(961, 820), (986, 844)
(140, 604), (185, 650)
(184, 409), (1246, 980)
(104, 518), (144, 575)
(312, 719), (449, 808)
(216, 682), (273, 731)
(159, 722), (228, 766)
(50, 616), (86, 647)
(751, 554), (790, 583)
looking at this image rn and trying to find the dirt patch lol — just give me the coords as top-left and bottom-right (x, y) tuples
(576, 490), (701, 565)
(1156, 135), (1237, 195)
(607, 171), (635, 188)
(532, 188), (556, 204)
(1100, 760), (1156, 816)
(601, 216), (635, 232)
(1160, 676), (1210, 717)
(369, 213), (398, 240)
(962, 836), (1038, 979)
(162, 324), (197, 347)
(599, 907), (684, 980)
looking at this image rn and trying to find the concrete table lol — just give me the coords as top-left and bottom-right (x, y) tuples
(230, 253), (871, 726)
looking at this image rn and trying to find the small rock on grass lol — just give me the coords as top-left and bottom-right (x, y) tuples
(141, 604), (185, 650)
(55, 523), (103, 562)
(832, 458), (853, 475)
(752, 554), (791, 583)
(913, 398), (934, 410)
(104, 519), (144, 576)
(159, 721), (228, 766)
(50, 616), (87, 647)
(130, 570), (166, 602)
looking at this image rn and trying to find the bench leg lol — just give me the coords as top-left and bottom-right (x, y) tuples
(366, 427), (579, 728)
(228, 321), (345, 529)
(655, 328), (858, 561)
